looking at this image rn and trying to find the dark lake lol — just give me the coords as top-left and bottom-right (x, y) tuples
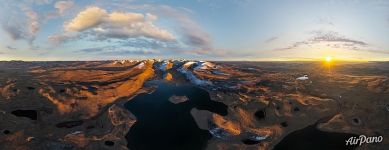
(273, 124), (359, 150)
(11, 110), (37, 120)
(125, 81), (228, 150)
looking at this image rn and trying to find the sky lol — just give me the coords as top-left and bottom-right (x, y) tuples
(0, 0), (388, 61)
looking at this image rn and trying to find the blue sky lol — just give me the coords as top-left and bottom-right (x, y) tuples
(0, 0), (388, 61)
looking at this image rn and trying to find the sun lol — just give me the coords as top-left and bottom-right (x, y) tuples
(325, 56), (332, 62)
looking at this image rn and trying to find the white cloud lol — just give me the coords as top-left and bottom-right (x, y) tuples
(273, 30), (382, 54)
(48, 4), (216, 57)
(155, 5), (211, 49)
(64, 6), (107, 32)
(55, 1), (74, 14)
(107, 12), (145, 24)
(23, 8), (40, 38)
(48, 33), (78, 45)
(1, 6), (40, 46)
(96, 4), (212, 49)
(57, 6), (174, 43)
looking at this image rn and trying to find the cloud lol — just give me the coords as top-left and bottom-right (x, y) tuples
(118, 38), (181, 50)
(1, 6), (40, 46)
(274, 30), (389, 55)
(274, 30), (369, 51)
(116, 4), (212, 55)
(52, 6), (175, 44)
(310, 30), (367, 46)
(2, 24), (24, 40)
(6, 46), (17, 50)
(64, 7), (107, 32)
(155, 5), (212, 49)
(119, 4), (212, 50)
(76, 38), (181, 56)
(77, 46), (158, 55)
(264, 37), (278, 43)
(43, 1), (74, 20)
(48, 33), (79, 45)
(50, 4), (213, 57)
(55, 1), (74, 14)
(23, 7), (40, 39)
(348, 48), (389, 54)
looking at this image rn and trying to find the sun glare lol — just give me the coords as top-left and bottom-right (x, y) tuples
(325, 56), (332, 62)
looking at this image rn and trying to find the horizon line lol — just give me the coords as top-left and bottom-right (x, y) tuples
(1, 59), (388, 62)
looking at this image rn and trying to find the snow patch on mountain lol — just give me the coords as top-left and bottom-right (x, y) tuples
(178, 67), (212, 86)
(194, 61), (216, 70)
(135, 61), (145, 69)
(296, 75), (309, 80)
(181, 61), (197, 69)
(212, 70), (230, 76)
(113, 60), (136, 65)
(209, 126), (232, 140)
(177, 61), (213, 86)
(159, 60), (173, 71)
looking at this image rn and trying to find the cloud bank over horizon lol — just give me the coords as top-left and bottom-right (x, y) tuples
(0, 0), (388, 61)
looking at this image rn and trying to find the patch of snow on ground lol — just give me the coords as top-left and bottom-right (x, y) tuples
(182, 61), (197, 69)
(296, 75), (309, 80)
(159, 60), (170, 71)
(212, 70), (230, 76)
(194, 61), (215, 71)
(209, 127), (231, 140)
(249, 135), (267, 141)
(113, 60), (122, 65)
(135, 62), (145, 69)
(177, 61), (212, 86)
(113, 60), (135, 65)
(70, 131), (83, 135)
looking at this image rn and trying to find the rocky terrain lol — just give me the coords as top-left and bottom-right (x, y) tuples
(0, 60), (388, 150)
